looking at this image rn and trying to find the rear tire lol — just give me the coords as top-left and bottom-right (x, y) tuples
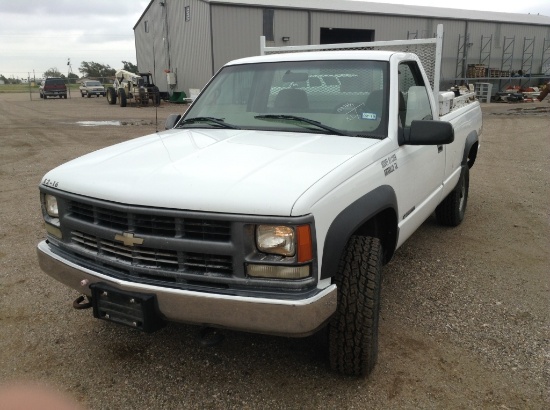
(119, 89), (127, 107)
(328, 235), (383, 377)
(436, 166), (469, 226)
(106, 87), (117, 105)
(151, 86), (161, 106)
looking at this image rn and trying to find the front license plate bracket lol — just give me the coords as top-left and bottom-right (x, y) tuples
(90, 283), (164, 333)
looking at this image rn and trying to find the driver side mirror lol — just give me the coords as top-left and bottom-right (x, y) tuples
(402, 120), (454, 145)
(164, 114), (181, 130)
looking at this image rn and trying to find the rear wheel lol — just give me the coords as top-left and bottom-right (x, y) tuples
(151, 86), (161, 106)
(328, 235), (383, 377)
(119, 89), (127, 107)
(106, 87), (117, 105)
(436, 166), (469, 226)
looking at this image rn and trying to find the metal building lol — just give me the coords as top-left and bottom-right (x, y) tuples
(133, 0), (550, 97)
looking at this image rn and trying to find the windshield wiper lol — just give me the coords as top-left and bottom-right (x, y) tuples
(176, 117), (238, 129)
(254, 114), (350, 136)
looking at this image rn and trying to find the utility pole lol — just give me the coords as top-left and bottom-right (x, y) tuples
(67, 58), (72, 98)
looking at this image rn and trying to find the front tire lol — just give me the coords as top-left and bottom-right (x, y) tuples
(119, 89), (127, 107)
(436, 166), (469, 226)
(328, 235), (383, 377)
(106, 87), (117, 105)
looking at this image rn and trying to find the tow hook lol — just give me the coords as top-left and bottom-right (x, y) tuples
(73, 295), (92, 310)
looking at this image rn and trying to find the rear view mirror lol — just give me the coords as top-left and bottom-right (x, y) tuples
(282, 71), (308, 83)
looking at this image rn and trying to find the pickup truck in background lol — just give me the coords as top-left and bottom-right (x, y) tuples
(37, 25), (482, 377)
(39, 77), (67, 99)
(79, 80), (106, 98)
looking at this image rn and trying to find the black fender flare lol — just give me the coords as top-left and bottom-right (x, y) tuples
(462, 130), (479, 168)
(320, 185), (398, 280)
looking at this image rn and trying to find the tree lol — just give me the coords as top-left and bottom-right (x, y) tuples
(79, 61), (116, 79)
(122, 61), (138, 73)
(67, 72), (79, 84)
(44, 67), (62, 78)
(0, 74), (22, 84)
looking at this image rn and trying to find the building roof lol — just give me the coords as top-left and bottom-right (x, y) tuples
(203, 0), (550, 25)
(135, 0), (550, 28)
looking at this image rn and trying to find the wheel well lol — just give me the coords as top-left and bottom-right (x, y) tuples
(320, 186), (398, 279)
(467, 141), (478, 169)
(353, 208), (398, 264)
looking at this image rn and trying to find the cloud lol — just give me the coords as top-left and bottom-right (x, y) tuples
(0, 0), (148, 77)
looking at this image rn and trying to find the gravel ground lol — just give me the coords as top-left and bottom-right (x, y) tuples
(0, 92), (548, 409)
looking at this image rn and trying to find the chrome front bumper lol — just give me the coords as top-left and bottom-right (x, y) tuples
(37, 241), (337, 336)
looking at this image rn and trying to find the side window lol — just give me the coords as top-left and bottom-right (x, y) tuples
(398, 62), (433, 127)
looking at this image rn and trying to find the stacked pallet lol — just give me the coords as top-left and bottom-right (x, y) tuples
(467, 64), (487, 78)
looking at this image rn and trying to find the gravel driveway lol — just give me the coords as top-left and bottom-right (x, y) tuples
(0, 92), (548, 409)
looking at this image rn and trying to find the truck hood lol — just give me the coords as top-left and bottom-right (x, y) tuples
(43, 128), (379, 216)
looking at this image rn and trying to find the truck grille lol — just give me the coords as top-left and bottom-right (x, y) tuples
(71, 231), (233, 275)
(68, 200), (231, 240)
(60, 199), (236, 287)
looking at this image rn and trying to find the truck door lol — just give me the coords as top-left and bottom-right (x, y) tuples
(395, 61), (445, 244)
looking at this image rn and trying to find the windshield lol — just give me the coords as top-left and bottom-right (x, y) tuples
(47, 79), (65, 85)
(183, 60), (389, 138)
(87, 81), (102, 86)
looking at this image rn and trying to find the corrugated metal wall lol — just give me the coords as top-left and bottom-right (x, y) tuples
(135, 0), (213, 96)
(211, 5), (263, 72)
(135, 0), (167, 88)
(135, 1), (550, 95)
(465, 22), (550, 76)
(211, 5), (309, 71)
(164, 0), (213, 94)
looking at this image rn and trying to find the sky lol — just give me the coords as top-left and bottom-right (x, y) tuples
(1, 0), (549, 80)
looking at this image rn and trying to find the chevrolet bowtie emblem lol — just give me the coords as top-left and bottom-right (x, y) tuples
(114, 232), (144, 247)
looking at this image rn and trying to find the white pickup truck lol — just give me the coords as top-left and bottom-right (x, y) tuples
(37, 26), (482, 377)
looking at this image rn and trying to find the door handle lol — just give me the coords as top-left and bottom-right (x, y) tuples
(437, 145), (443, 153)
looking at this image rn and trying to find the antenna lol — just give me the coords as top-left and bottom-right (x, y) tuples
(153, 42), (159, 133)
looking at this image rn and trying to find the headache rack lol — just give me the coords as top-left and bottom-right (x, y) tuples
(260, 24), (444, 109)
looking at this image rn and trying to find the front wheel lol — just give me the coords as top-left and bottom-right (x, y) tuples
(119, 89), (127, 107)
(106, 87), (117, 105)
(436, 166), (469, 226)
(328, 235), (383, 377)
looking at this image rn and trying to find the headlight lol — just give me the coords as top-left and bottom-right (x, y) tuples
(44, 194), (59, 217)
(256, 225), (295, 256)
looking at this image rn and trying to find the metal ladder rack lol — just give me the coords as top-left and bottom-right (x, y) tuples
(541, 38), (550, 75)
(455, 34), (470, 80)
(479, 35), (493, 74)
(520, 37), (535, 89)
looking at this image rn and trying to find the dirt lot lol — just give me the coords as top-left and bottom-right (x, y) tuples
(0, 92), (548, 409)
